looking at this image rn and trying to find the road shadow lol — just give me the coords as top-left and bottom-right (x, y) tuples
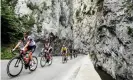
(6, 69), (38, 80)
(94, 66), (115, 80)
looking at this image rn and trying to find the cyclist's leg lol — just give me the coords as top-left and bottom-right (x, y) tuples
(66, 52), (68, 59)
(49, 47), (52, 59)
(23, 48), (28, 54)
(28, 45), (36, 67)
(29, 45), (36, 60)
(64, 52), (66, 59)
(64, 51), (67, 57)
(31, 45), (36, 53)
(62, 52), (65, 61)
(29, 51), (32, 61)
(44, 49), (47, 59)
(23, 48), (29, 63)
(64, 52), (68, 61)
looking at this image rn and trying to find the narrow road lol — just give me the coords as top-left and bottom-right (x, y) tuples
(1, 55), (85, 80)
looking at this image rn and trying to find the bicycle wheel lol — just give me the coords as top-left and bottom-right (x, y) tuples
(64, 56), (67, 63)
(66, 57), (68, 62)
(7, 56), (23, 77)
(29, 56), (38, 71)
(62, 56), (64, 63)
(40, 55), (46, 67)
(48, 57), (52, 66)
(39, 52), (43, 57)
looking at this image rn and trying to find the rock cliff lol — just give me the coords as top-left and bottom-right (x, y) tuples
(15, 0), (133, 79)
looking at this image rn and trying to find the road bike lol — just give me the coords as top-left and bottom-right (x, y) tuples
(62, 53), (68, 63)
(40, 49), (52, 67)
(7, 49), (38, 77)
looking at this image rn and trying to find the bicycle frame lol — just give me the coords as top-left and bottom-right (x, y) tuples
(13, 50), (30, 66)
(43, 49), (51, 59)
(7, 49), (38, 77)
(62, 52), (67, 57)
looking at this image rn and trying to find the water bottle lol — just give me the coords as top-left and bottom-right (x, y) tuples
(26, 53), (29, 58)
(24, 53), (29, 64)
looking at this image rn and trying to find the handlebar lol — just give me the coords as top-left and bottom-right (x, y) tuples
(11, 50), (17, 55)
(11, 48), (22, 55)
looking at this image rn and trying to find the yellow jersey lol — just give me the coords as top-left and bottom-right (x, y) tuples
(61, 47), (67, 52)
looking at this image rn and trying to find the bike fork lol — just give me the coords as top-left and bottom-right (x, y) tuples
(15, 59), (20, 67)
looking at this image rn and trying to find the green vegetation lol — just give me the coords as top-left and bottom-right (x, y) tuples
(27, 1), (48, 12)
(2, 0), (23, 44)
(76, 10), (80, 17)
(96, 0), (104, 12)
(97, 25), (107, 32)
(83, 4), (87, 10)
(86, 10), (91, 15)
(96, 0), (104, 6)
(27, 2), (39, 10)
(42, 2), (48, 10)
(75, 9), (83, 22)
(1, 0), (35, 59)
(127, 26), (133, 37)
(89, 51), (98, 63)
(19, 15), (35, 29)
(1, 47), (15, 59)
(83, 7), (95, 16)
(77, 17), (83, 22)
(107, 26), (116, 36)
(92, 10), (95, 15)
(98, 25), (116, 36)
(97, 5), (103, 12)
(37, 24), (42, 33)
(126, 0), (133, 16)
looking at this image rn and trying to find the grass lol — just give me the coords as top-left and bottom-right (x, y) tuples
(1, 44), (17, 60)
(1, 47), (15, 60)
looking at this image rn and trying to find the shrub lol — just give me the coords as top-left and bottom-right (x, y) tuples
(1, 0), (35, 59)
(76, 10), (80, 17)
(127, 26), (133, 37)
(1, 46), (15, 59)
(27, 2), (39, 10)
(1, 0), (23, 44)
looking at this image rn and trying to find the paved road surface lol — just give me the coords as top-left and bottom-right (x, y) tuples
(1, 55), (85, 80)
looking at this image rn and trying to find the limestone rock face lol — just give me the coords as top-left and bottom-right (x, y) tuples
(15, 0), (73, 54)
(72, 0), (133, 79)
(15, 0), (133, 79)
(15, 0), (73, 39)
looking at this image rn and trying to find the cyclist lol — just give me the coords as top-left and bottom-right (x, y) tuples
(43, 39), (52, 60)
(61, 44), (68, 59)
(12, 32), (36, 68)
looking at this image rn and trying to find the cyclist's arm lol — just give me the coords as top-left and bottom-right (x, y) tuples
(13, 40), (22, 50)
(23, 41), (30, 50)
(23, 36), (33, 50)
(48, 46), (52, 52)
